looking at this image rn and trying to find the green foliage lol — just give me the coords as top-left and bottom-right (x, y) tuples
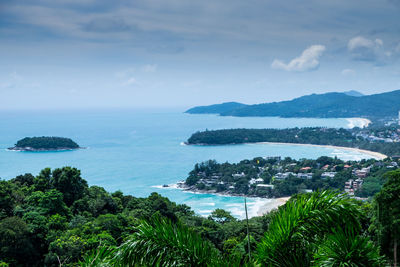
(50, 167), (88, 206)
(313, 228), (385, 267)
(355, 176), (383, 197)
(256, 191), (362, 266)
(0, 180), (15, 218)
(27, 189), (71, 216)
(187, 127), (400, 156)
(0, 168), (235, 266)
(371, 169), (400, 262)
(14, 136), (79, 149)
(0, 217), (36, 265)
(72, 186), (121, 216)
(114, 217), (226, 266)
(34, 168), (52, 191)
(79, 246), (115, 267)
(0, 167), (391, 266)
(209, 209), (236, 224)
(46, 234), (88, 266)
(188, 127), (356, 146)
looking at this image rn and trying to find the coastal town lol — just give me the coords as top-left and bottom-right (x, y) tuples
(180, 155), (399, 198)
(354, 125), (400, 143)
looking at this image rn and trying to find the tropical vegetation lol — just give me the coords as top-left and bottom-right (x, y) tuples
(10, 136), (80, 150)
(187, 127), (400, 156)
(1, 167), (400, 266)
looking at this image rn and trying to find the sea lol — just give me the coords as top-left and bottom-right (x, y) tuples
(0, 109), (374, 218)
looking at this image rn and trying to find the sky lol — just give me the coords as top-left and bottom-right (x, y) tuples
(1, 0), (400, 109)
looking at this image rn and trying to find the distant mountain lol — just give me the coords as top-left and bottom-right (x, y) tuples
(343, 90), (364, 97)
(185, 102), (248, 114)
(185, 90), (400, 118)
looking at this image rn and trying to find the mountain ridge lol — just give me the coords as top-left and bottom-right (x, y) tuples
(185, 90), (400, 118)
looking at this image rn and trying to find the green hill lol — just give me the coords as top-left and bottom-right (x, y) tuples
(185, 102), (248, 114)
(186, 90), (400, 118)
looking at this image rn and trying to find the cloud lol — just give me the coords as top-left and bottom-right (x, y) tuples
(122, 77), (137, 86)
(396, 43), (400, 54)
(347, 36), (388, 63)
(147, 44), (185, 54)
(271, 45), (326, 72)
(0, 71), (23, 89)
(115, 68), (135, 78)
(341, 69), (355, 76)
(142, 64), (157, 73)
(83, 17), (131, 32)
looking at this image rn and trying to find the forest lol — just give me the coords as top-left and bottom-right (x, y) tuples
(187, 127), (400, 156)
(1, 166), (399, 266)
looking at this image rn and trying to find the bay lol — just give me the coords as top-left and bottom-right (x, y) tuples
(0, 109), (374, 218)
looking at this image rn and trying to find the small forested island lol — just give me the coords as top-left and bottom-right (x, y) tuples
(181, 156), (397, 198)
(8, 136), (80, 151)
(187, 126), (400, 156)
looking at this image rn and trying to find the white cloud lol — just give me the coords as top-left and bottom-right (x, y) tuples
(347, 36), (387, 62)
(348, 36), (382, 50)
(10, 71), (22, 81)
(115, 68), (135, 78)
(395, 43), (400, 54)
(0, 71), (23, 89)
(341, 69), (355, 76)
(122, 77), (137, 86)
(271, 45), (326, 72)
(142, 64), (157, 72)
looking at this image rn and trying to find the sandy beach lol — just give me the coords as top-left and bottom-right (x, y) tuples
(257, 197), (290, 216)
(257, 142), (387, 160)
(346, 118), (371, 128)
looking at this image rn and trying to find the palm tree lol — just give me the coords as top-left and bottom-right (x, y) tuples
(113, 217), (227, 266)
(256, 191), (362, 266)
(80, 191), (384, 267)
(79, 246), (115, 267)
(313, 228), (386, 266)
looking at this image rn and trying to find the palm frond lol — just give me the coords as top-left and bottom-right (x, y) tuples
(113, 217), (225, 267)
(313, 228), (387, 267)
(256, 191), (362, 266)
(79, 246), (115, 267)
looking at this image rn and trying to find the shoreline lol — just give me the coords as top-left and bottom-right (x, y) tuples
(158, 183), (291, 218)
(255, 142), (387, 160)
(257, 197), (290, 216)
(345, 117), (371, 128)
(7, 147), (84, 152)
(187, 141), (387, 160)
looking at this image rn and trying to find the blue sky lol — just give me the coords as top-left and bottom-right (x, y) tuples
(1, 0), (400, 109)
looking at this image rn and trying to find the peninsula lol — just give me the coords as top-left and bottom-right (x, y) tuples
(180, 156), (397, 198)
(186, 126), (400, 157)
(8, 136), (81, 151)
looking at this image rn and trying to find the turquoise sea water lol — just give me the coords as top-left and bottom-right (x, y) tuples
(0, 109), (374, 218)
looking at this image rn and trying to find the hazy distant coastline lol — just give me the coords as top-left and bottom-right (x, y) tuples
(185, 89), (400, 119)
